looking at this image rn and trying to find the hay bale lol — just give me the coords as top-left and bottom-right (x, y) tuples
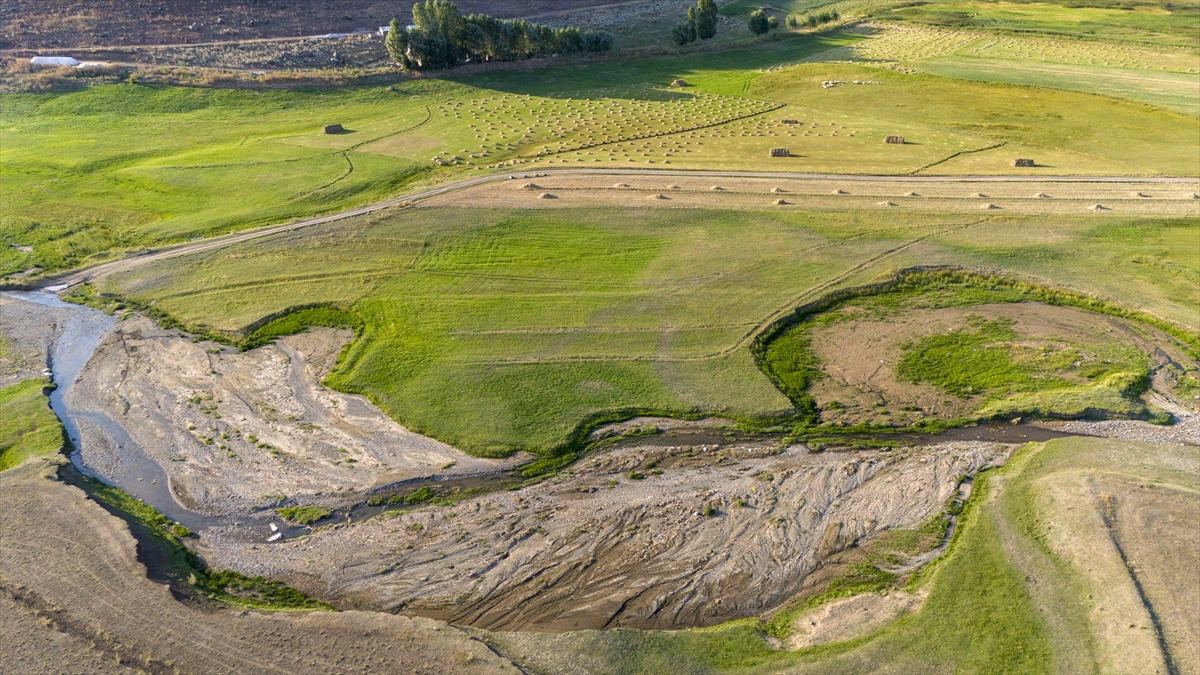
(1089, 204), (1108, 211)
(1129, 191), (1147, 198)
(648, 194), (668, 200)
(668, 185), (681, 190)
(970, 192), (988, 198)
(1032, 193), (1050, 198)
(710, 186), (726, 191)
(769, 147), (790, 157)
(671, 79), (689, 87)
(902, 191), (918, 197)
(773, 199), (790, 205)
(771, 187), (786, 194)
(521, 183), (541, 190)
(1186, 193), (1200, 199)
(884, 135), (904, 144)
(614, 183), (630, 188)
(980, 203), (999, 210)
(323, 124), (345, 134)
(538, 192), (557, 199)
(831, 189), (847, 195)
(1011, 158), (1035, 167)
(877, 201), (896, 207)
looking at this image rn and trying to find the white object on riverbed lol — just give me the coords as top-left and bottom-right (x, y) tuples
(269, 522), (278, 532)
(267, 533), (283, 542)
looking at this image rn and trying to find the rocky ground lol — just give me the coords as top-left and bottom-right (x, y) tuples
(66, 316), (519, 516)
(0, 0), (639, 49)
(202, 438), (1010, 631)
(0, 294), (63, 387)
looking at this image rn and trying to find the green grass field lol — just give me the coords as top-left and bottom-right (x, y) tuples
(0, 378), (63, 471)
(94, 203), (1199, 457)
(4, 26), (1197, 280)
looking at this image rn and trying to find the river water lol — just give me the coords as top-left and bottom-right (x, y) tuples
(5, 291), (226, 532)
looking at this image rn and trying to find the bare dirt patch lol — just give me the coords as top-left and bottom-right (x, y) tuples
(202, 439), (1009, 631)
(65, 316), (515, 516)
(0, 0), (636, 49)
(787, 587), (928, 649)
(0, 293), (68, 388)
(802, 302), (1196, 427)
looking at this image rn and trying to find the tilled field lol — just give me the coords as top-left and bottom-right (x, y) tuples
(202, 439), (1009, 631)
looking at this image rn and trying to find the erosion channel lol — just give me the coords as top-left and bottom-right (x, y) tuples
(1, 290), (1117, 633)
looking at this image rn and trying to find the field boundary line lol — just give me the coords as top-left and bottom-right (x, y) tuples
(910, 141), (1006, 174)
(467, 219), (987, 365)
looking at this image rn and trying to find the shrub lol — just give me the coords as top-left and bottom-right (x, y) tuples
(276, 505), (333, 525)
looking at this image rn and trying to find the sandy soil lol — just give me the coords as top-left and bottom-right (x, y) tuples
(0, 459), (523, 674)
(202, 439), (1009, 631)
(66, 316), (516, 515)
(0, 0), (641, 49)
(0, 294), (64, 388)
(787, 588), (928, 649)
(416, 173), (1200, 216)
(802, 302), (1197, 427)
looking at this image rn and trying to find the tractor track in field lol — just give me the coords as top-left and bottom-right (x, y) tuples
(31, 168), (1200, 292)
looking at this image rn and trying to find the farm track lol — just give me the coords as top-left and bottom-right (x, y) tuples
(39, 168), (1200, 291)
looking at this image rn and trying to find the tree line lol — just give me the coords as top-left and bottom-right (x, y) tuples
(386, 0), (613, 70)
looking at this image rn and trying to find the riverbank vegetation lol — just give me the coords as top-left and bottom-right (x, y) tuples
(0, 378), (63, 471)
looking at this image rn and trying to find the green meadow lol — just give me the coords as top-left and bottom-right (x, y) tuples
(4, 27), (1198, 279)
(0, 378), (63, 471)
(96, 204), (1199, 457)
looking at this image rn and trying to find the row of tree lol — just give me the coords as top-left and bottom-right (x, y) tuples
(786, 9), (840, 29)
(747, 9), (780, 35)
(670, 0), (719, 46)
(386, 0), (613, 70)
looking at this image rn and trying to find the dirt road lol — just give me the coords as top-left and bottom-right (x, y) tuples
(36, 169), (1200, 292)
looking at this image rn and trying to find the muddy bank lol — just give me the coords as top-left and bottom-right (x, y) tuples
(202, 438), (1012, 631)
(65, 315), (522, 518)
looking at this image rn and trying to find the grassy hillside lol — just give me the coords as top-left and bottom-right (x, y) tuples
(0, 378), (63, 471)
(94, 203), (1199, 456)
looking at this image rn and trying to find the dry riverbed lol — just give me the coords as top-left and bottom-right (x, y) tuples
(202, 438), (1010, 631)
(66, 316), (519, 515)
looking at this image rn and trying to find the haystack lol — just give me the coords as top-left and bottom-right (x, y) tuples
(1032, 193), (1050, 198)
(884, 136), (904, 144)
(648, 194), (668, 200)
(538, 192), (557, 199)
(773, 199), (790, 205)
(831, 189), (847, 195)
(1011, 158), (1035, 167)
(710, 186), (726, 191)
(771, 187), (786, 193)
(902, 191), (918, 197)
(671, 79), (689, 87)
(769, 147), (790, 157)
(1089, 204), (1107, 211)
(970, 193), (988, 198)
(323, 124), (345, 134)
(980, 203), (999, 210)
(521, 183), (541, 190)
(877, 201), (896, 207)
(614, 183), (630, 188)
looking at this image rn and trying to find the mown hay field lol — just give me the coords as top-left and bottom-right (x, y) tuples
(96, 201), (1199, 456)
(4, 29), (1198, 279)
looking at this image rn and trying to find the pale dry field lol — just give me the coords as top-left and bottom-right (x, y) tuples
(416, 173), (1200, 216)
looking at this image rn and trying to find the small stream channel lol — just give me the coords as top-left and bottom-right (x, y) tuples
(5, 290), (1086, 539)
